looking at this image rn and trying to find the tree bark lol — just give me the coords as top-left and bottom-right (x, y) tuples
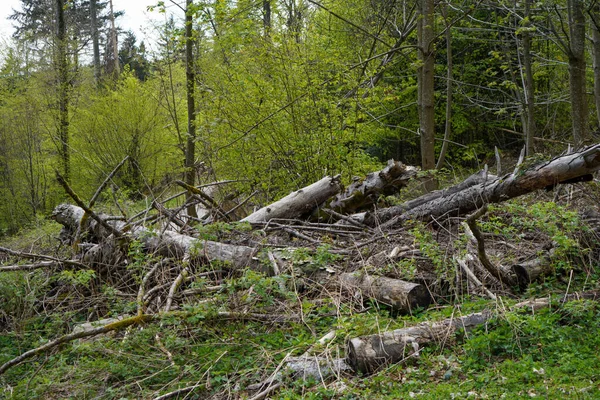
(340, 272), (431, 313)
(591, 6), (600, 128)
(90, 0), (102, 84)
(327, 160), (417, 214)
(417, 0), (437, 191)
(242, 176), (342, 224)
(185, 0), (198, 218)
(108, 0), (120, 77)
(51, 204), (258, 270)
(56, 0), (70, 183)
(522, 0), (536, 155)
(369, 144), (600, 226)
(347, 290), (600, 373)
(567, 0), (588, 145)
(436, 5), (452, 169)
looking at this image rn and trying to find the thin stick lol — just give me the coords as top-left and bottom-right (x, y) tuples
(0, 314), (153, 375)
(456, 257), (496, 300)
(224, 190), (258, 218)
(89, 156), (129, 208)
(0, 246), (87, 269)
(56, 172), (123, 239)
(465, 205), (516, 288)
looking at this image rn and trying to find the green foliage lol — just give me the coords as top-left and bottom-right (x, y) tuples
(57, 269), (96, 287)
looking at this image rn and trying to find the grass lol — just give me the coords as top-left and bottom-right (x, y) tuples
(1, 196), (600, 399)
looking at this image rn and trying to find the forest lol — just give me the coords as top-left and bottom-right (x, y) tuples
(1, 0), (600, 399)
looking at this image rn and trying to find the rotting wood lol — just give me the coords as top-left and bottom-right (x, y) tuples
(346, 289), (600, 374)
(52, 204), (259, 270)
(367, 143), (600, 226)
(242, 175), (342, 224)
(340, 272), (431, 313)
(327, 160), (418, 214)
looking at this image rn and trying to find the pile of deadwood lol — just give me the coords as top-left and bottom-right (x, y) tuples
(2, 144), (600, 388)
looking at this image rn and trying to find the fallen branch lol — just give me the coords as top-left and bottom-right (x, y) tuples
(346, 290), (600, 373)
(369, 144), (600, 226)
(242, 176), (342, 224)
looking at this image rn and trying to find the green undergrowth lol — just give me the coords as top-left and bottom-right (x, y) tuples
(1, 198), (600, 398)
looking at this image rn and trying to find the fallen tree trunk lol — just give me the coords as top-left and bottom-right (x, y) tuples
(327, 160), (418, 214)
(511, 249), (555, 289)
(242, 176), (342, 224)
(52, 204), (258, 270)
(340, 272), (431, 313)
(346, 289), (600, 373)
(367, 144), (600, 226)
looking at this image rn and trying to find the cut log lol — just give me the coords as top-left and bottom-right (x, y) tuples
(367, 144), (600, 226)
(328, 160), (418, 214)
(347, 311), (490, 374)
(340, 272), (431, 313)
(346, 289), (600, 374)
(52, 204), (258, 270)
(511, 249), (555, 289)
(242, 176), (342, 224)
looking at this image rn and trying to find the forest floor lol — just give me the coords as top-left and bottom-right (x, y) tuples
(1, 174), (600, 399)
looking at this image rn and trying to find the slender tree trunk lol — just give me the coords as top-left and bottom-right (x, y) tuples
(523, 0), (536, 155)
(567, 0), (588, 146)
(91, 0), (101, 84)
(108, 0), (120, 77)
(263, 0), (271, 35)
(418, 0), (436, 190)
(436, 5), (451, 169)
(185, 0), (198, 218)
(591, 6), (600, 128)
(56, 0), (70, 183)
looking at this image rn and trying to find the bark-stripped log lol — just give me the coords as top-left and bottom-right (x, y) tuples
(242, 176), (342, 224)
(347, 290), (600, 374)
(327, 160), (418, 214)
(367, 144), (600, 226)
(52, 204), (258, 269)
(347, 311), (490, 374)
(340, 272), (431, 313)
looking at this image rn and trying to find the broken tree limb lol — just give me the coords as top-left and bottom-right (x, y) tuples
(327, 160), (418, 214)
(369, 143), (600, 226)
(340, 272), (432, 313)
(242, 176), (342, 224)
(347, 311), (490, 374)
(346, 289), (600, 374)
(52, 204), (258, 270)
(465, 205), (517, 288)
(0, 314), (154, 375)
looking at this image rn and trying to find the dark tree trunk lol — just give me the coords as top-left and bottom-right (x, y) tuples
(90, 0), (101, 84)
(417, 0), (436, 191)
(567, 0), (588, 145)
(185, 0), (198, 218)
(56, 0), (70, 183)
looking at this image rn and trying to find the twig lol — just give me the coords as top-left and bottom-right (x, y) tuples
(89, 156), (129, 208)
(248, 382), (283, 400)
(0, 262), (61, 272)
(153, 384), (204, 400)
(321, 208), (372, 230)
(137, 261), (165, 316)
(175, 180), (231, 221)
(56, 172), (124, 239)
(224, 190), (258, 218)
(0, 314), (153, 375)
(456, 257), (497, 300)
(465, 205), (516, 288)
(0, 246), (87, 269)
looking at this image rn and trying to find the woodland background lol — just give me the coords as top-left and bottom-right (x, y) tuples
(1, 0), (599, 234)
